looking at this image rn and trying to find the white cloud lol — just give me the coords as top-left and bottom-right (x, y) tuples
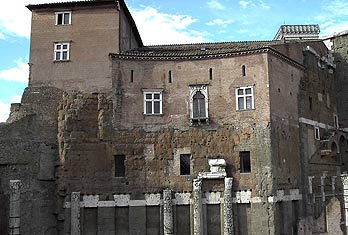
(0, 0), (75, 39)
(207, 0), (226, 10)
(239, 29), (249, 33)
(206, 19), (233, 26)
(0, 59), (29, 84)
(321, 22), (348, 36)
(239, 0), (250, 9)
(258, 0), (270, 9)
(219, 30), (227, 34)
(131, 7), (205, 45)
(0, 100), (10, 123)
(10, 95), (22, 103)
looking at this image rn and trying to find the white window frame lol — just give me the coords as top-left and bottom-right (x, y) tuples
(143, 90), (163, 115)
(54, 42), (70, 61)
(315, 127), (320, 140)
(236, 86), (254, 111)
(55, 11), (71, 25)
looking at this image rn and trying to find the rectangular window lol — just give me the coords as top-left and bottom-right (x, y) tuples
(180, 154), (191, 175)
(56, 11), (71, 25)
(54, 42), (70, 61)
(115, 155), (126, 177)
(236, 86), (254, 110)
(334, 115), (339, 129)
(315, 127), (320, 140)
(240, 151), (251, 173)
(144, 91), (163, 115)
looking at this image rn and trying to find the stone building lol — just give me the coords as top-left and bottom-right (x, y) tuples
(0, 0), (348, 234)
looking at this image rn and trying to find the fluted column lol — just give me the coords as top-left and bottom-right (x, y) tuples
(9, 180), (21, 235)
(71, 192), (81, 235)
(224, 177), (234, 235)
(163, 189), (173, 235)
(193, 178), (203, 235)
(341, 174), (348, 234)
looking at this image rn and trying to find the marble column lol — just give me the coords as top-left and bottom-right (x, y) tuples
(193, 178), (203, 235)
(9, 180), (21, 235)
(223, 177), (234, 235)
(163, 189), (173, 235)
(71, 192), (81, 235)
(341, 174), (348, 234)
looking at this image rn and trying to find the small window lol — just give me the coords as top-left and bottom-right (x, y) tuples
(315, 127), (320, 140)
(144, 91), (163, 115)
(309, 96), (313, 110)
(242, 65), (246, 76)
(115, 155), (126, 177)
(169, 71), (172, 83)
(209, 68), (213, 80)
(334, 115), (339, 129)
(131, 70), (134, 83)
(56, 12), (71, 25)
(236, 86), (254, 110)
(180, 154), (190, 175)
(54, 42), (70, 61)
(240, 151), (251, 173)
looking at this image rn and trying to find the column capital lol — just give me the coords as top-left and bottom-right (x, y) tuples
(193, 178), (202, 190)
(9, 180), (22, 193)
(341, 174), (348, 186)
(224, 177), (233, 190)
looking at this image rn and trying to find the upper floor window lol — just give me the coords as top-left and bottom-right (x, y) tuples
(143, 90), (163, 115)
(236, 86), (254, 110)
(56, 11), (71, 25)
(189, 85), (209, 124)
(54, 42), (70, 61)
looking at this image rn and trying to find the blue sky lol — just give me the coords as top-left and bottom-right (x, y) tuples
(0, 0), (347, 122)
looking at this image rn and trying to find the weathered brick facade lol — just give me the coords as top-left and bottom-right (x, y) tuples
(0, 0), (348, 234)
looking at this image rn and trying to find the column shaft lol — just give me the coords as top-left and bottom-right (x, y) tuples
(71, 192), (81, 235)
(163, 189), (173, 235)
(224, 177), (234, 235)
(193, 178), (202, 235)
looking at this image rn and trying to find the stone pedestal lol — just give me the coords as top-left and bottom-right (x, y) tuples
(163, 189), (173, 235)
(193, 178), (203, 235)
(223, 177), (234, 235)
(9, 180), (21, 235)
(71, 192), (81, 235)
(341, 174), (348, 234)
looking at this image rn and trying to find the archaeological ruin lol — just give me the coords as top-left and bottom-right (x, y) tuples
(1, 0), (348, 234)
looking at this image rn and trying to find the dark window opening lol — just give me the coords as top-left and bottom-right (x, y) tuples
(309, 96), (313, 111)
(57, 14), (63, 25)
(242, 65), (246, 76)
(315, 127), (320, 140)
(193, 91), (206, 119)
(131, 70), (134, 83)
(169, 70), (172, 83)
(209, 68), (213, 80)
(240, 151), (251, 173)
(115, 155), (126, 177)
(180, 154), (190, 175)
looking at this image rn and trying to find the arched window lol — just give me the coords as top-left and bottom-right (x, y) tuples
(189, 85), (209, 124)
(193, 91), (206, 118)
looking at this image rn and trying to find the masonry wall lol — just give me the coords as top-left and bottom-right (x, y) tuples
(0, 87), (63, 234)
(29, 5), (119, 92)
(332, 34), (348, 128)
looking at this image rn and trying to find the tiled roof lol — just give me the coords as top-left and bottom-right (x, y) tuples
(26, 0), (114, 10)
(111, 40), (287, 60)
